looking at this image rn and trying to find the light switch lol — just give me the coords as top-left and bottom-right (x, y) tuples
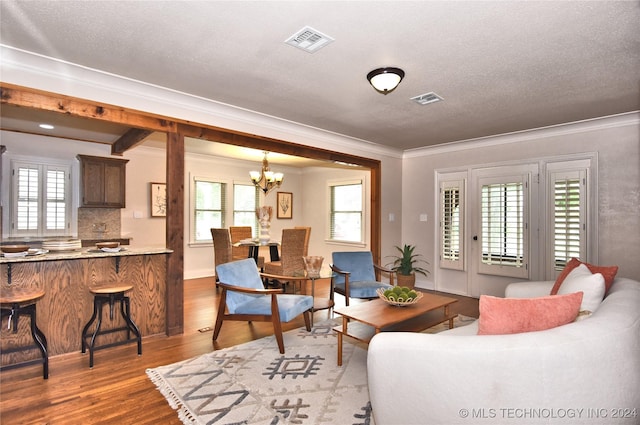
(419, 214), (428, 222)
(388, 213), (395, 222)
(133, 211), (143, 219)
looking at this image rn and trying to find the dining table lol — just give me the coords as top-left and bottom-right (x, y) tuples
(233, 239), (280, 263)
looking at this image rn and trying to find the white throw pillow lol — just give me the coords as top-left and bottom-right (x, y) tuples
(557, 263), (605, 313)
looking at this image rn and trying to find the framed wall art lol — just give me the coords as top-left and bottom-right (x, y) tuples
(277, 192), (293, 219)
(150, 182), (167, 217)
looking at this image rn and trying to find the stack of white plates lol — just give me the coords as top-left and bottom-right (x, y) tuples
(42, 239), (82, 252)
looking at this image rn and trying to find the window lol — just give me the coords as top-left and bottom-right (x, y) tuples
(329, 180), (363, 243)
(547, 163), (589, 273)
(479, 173), (529, 278)
(439, 178), (465, 270)
(11, 160), (71, 237)
(192, 176), (226, 243)
(233, 183), (259, 236)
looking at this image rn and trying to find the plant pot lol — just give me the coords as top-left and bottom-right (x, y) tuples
(396, 273), (416, 289)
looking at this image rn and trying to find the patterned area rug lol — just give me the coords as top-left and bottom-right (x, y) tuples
(147, 315), (476, 425)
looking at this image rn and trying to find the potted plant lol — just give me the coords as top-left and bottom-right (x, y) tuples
(387, 244), (430, 289)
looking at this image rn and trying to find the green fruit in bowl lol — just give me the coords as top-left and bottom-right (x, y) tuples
(408, 290), (418, 299)
(384, 289), (393, 298)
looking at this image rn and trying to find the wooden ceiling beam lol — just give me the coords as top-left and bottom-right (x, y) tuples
(178, 123), (380, 169)
(111, 128), (154, 155)
(0, 83), (177, 134)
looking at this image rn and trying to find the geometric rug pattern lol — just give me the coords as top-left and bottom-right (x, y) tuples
(147, 315), (476, 424)
(147, 319), (372, 425)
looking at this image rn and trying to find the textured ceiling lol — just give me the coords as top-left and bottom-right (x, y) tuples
(1, 1), (639, 151)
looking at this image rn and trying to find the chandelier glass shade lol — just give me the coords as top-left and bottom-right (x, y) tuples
(249, 152), (284, 195)
(366, 67), (405, 94)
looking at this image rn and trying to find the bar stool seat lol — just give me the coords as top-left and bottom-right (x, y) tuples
(0, 287), (48, 379)
(81, 284), (142, 368)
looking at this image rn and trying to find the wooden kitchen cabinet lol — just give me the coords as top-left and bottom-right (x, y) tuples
(77, 154), (129, 208)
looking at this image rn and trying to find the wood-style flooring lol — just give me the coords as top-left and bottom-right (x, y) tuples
(0, 277), (479, 424)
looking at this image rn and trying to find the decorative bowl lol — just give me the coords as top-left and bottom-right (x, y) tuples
(1, 244), (30, 254)
(377, 287), (423, 307)
(96, 241), (120, 249)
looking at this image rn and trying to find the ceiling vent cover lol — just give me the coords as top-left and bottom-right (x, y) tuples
(285, 26), (334, 53)
(411, 92), (444, 105)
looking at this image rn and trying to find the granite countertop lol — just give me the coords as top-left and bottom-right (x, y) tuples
(0, 246), (173, 264)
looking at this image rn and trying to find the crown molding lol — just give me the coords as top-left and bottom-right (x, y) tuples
(404, 111), (640, 158)
(0, 45), (403, 160)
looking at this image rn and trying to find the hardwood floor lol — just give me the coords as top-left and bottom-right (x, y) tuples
(0, 277), (478, 424)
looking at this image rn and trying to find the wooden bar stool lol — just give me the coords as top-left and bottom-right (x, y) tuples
(0, 287), (48, 379)
(81, 284), (141, 368)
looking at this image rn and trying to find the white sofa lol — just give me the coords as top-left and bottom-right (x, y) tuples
(367, 277), (640, 425)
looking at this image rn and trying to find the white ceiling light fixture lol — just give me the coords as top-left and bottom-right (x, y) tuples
(285, 26), (334, 53)
(249, 152), (284, 195)
(39, 123), (55, 129)
(367, 67), (405, 95)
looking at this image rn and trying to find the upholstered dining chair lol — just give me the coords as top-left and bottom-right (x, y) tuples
(263, 228), (307, 292)
(330, 251), (395, 306)
(210, 228), (232, 283)
(214, 258), (313, 353)
(294, 226), (311, 257)
(229, 226), (265, 269)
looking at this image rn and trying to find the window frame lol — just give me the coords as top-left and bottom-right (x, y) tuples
(232, 182), (259, 237)
(477, 169), (533, 279)
(328, 179), (365, 244)
(190, 174), (227, 245)
(545, 158), (593, 278)
(438, 174), (466, 271)
(10, 158), (72, 238)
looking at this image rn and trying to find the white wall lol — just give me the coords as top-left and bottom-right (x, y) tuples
(402, 113), (640, 296)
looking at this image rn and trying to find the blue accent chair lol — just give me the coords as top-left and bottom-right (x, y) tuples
(214, 258), (313, 353)
(331, 251), (395, 306)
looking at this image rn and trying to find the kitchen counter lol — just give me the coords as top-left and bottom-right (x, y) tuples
(0, 246), (171, 264)
(1, 246), (172, 365)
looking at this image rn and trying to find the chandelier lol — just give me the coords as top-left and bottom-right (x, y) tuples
(249, 152), (284, 195)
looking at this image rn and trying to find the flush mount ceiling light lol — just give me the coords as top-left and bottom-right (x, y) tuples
(366, 67), (405, 95)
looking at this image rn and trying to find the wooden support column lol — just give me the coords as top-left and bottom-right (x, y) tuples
(165, 132), (185, 335)
(370, 164), (382, 264)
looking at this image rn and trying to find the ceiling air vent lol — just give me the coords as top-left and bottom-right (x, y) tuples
(285, 26), (334, 53)
(411, 92), (444, 105)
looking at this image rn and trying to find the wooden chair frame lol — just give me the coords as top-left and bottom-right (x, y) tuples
(330, 262), (395, 306)
(213, 273), (311, 353)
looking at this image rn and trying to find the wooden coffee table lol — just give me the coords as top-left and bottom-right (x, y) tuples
(333, 293), (458, 365)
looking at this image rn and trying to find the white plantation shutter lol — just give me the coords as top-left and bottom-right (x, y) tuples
(479, 174), (529, 278)
(12, 161), (70, 236)
(16, 165), (39, 231)
(550, 169), (586, 271)
(440, 178), (464, 270)
(46, 168), (67, 231)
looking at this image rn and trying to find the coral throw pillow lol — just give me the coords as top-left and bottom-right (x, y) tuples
(478, 292), (583, 335)
(550, 258), (618, 295)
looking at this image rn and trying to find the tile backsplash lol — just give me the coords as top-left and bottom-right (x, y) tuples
(77, 208), (121, 240)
